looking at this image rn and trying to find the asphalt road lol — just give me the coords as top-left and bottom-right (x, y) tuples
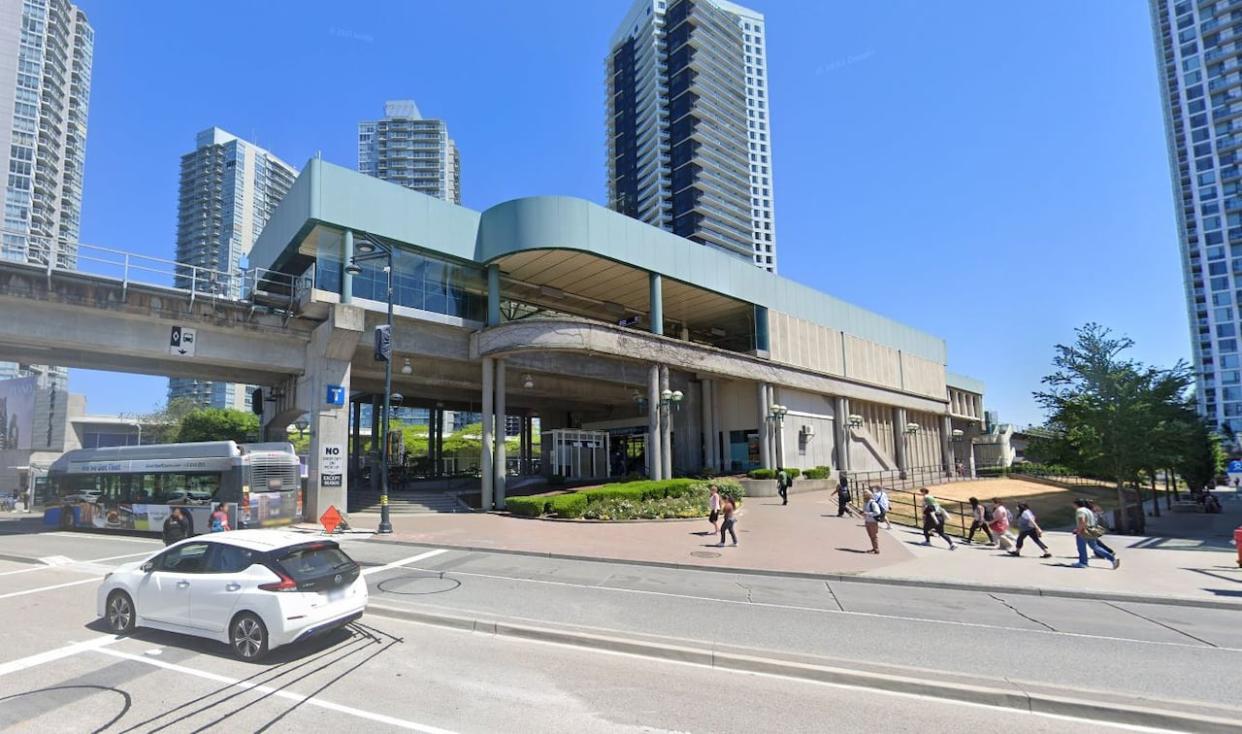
(0, 523), (1237, 732)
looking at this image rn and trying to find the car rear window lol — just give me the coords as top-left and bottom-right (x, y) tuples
(274, 543), (356, 583)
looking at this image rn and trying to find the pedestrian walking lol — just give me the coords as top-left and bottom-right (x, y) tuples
(716, 495), (738, 547)
(162, 507), (190, 546)
(209, 502), (232, 533)
(988, 498), (1015, 552)
(862, 489), (882, 553)
(1087, 500), (1118, 557)
(1010, 503), (1052, 558)
(919, 488), (956, 549)
(708, 484), (721, 534)
(964, 497), (994, 545)
(836, 474), (853, 517)
(1073, 499), (1119, 569)
(873, 485), (893, 529)
(777, 467), (789, 506)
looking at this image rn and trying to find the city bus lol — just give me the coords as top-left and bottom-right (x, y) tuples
(46, 441), (303, 535)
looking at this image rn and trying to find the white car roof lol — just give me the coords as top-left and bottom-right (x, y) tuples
(199, 530), (325, 551)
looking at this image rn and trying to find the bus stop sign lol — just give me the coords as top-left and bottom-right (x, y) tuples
(320, 505), (343, 534)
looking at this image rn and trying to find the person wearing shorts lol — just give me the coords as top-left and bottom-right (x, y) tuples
(707, 484), (721, 534)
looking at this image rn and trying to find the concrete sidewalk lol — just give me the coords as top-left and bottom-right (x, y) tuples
(320, 489), (1241, 605)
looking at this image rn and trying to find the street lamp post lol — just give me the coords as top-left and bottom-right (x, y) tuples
(345, 235), (396, 534)
(768, 403), (788, 467)
(903, 422), (921, 483)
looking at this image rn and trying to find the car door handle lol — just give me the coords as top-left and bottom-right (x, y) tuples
(225, 583), (241, 592)
(176, 581), (190, 589)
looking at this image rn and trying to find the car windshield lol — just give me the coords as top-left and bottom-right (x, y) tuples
(274, 543), (355, 582)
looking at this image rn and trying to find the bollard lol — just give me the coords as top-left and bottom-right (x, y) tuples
(1235, 526), (1242, 568)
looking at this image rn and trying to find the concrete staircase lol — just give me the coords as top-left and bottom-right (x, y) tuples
(349, 491), (469, 514)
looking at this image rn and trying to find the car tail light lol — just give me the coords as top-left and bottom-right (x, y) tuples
(258, 569), (299, 592)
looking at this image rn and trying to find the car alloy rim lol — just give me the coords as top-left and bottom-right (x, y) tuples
(108, 596), (131, 631)
(234, 618), (262, 658)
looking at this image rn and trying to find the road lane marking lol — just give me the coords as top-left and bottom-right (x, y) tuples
(0, 635), (122, 677)
(0, 577), (98, 600)
(94, 648), (460, 733)
(0, 550), (151, 577)
(374, 564), (1242, 654)
(361, 549), (449, 577)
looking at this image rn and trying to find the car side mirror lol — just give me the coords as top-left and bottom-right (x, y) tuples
(141, 561), (154, 573)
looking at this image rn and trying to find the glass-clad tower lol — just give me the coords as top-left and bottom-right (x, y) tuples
(607, 0), (777, 271)
(1151, 0), (1242, 430)
(0, 0), (93, 385)
(169, 127), (297, 410)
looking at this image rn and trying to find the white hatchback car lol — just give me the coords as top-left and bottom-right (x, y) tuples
(98, 530), (367, 661)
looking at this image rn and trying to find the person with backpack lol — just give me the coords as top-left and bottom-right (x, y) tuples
(836, 474), (853, 517)
(872, 485), (893, 530)
(919, 488), (956, 550)
(776, 467), (790, 506)
(1011, 503), (1052, 558)
(1073, 498), (1119, 569)
(862, 489), (882, 554)
(964, 496), (994, 545)
(209, 502), (232, 533)
(162, 507), (190, 546)
(988, 498), (1014, 552)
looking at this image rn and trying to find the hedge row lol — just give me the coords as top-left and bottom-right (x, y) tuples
(508, 478), (744, 519)
(748, 466), (831, 480)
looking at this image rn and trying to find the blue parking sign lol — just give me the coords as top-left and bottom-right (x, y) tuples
(1228, 460), (1242, 474)
(325, 385), (346, 406)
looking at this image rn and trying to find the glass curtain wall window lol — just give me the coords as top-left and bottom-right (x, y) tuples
(316, 247), (485, 322)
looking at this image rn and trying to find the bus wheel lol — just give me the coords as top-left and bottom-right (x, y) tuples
(106, 591), (135, 635)
(230, 612), (269, 662)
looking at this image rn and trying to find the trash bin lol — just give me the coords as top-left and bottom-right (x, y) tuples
(1235, 526), (1242, 568)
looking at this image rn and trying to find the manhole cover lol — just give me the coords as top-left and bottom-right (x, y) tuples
(690, 551), (722, 558)
(377, 575), (461, 595)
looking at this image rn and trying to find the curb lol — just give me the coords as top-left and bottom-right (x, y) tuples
(360, 537), (1242, 611)
(365, 603), (1242, 734)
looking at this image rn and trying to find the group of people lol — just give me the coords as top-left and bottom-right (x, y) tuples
(161, 502), (233, 545)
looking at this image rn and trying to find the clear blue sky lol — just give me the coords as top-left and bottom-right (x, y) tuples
(67, 0), (1183, 426)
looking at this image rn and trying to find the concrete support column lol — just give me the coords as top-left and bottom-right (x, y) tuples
(495, 359), (507, 509)
(481, 357), (495, 510)
(893, 407), (909, 474)
(941, 415), (954, 476)
(660, 365), (672, 480)
(647, 364), (662, 479)
(758, 382), (771, 470)
(834, 397), (850, 474)
(302, 304), (363, 521)
(700, 380), (714, 471)
(341, 229), (354, 304)
(649, 273), (663, 336)
(487, 264), (501, 327)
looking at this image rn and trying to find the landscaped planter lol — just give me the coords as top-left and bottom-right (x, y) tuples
(740, 478), (833, 497)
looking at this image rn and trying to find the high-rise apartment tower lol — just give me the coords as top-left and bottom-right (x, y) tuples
(0, 0), (93, 385)
(607, 0), (777, 271)
(1151, 0), (1242, 430)
(168, 127), (297, 410)
(358, 100), (460, 204)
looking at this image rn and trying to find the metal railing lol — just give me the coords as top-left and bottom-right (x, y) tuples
(1, 227), (312, 312)
(844, 463), (1001, 539)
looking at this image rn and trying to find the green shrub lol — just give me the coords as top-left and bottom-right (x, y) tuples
(803, 467), (831, 480)
(506, 496), (547, 517)
(548, 493), (587, 518)
(785, 468), (802, 479)
(715, 479), (745, 504)
(748, 468), (776, 480)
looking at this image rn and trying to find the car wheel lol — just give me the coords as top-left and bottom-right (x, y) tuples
(230, 612), (269, 662)
(106, 591), (135, 635)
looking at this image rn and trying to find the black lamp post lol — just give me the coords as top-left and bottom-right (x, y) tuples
(345, 235), (395, 534)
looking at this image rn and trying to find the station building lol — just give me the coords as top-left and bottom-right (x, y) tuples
(250, 159), (985, 511)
